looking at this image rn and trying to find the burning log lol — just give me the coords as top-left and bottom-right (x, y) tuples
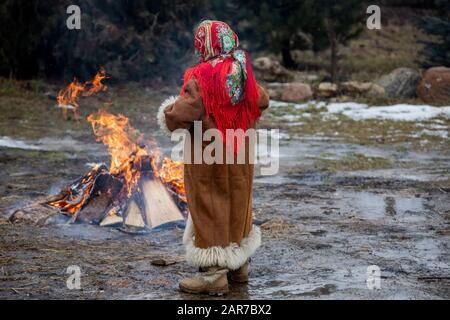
(44, 110), (187, 230)
(77, 173), (123, 223)
(47, 164), (110, 216)
(45, 160), (185, 229)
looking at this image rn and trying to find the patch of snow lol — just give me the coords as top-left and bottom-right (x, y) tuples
(286, 122), (304, 127)
(416, 123), (448, 130)
(420, 129), (448, 139)
(281, 114), (302, 122)
(270, 100), (450, 123)
(268, 100), (290, 108)
(326, 102), (368, 114)
(269, 100), (326, 110)
(324, 102), (450, 122)
(340, 104), (450, 122)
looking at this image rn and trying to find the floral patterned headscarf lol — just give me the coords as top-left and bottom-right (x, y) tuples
(194, 20), (239, 62)
(181, 20), (261, 152)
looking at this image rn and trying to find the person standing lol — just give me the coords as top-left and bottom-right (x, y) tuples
(158, 20), (269, 295)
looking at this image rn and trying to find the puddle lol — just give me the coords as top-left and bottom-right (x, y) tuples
(254, 135), (450, 186)
(334, 190), (426, 221)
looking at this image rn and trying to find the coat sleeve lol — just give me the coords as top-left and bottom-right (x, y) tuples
(157, 78), (204, 135)
(257, 83), (270, 112)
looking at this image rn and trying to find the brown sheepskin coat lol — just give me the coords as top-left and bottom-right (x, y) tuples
(158, 78), (269, 270)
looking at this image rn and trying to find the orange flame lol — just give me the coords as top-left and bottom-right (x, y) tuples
(47, 164), (102, 214)
(86, 110), (186, 201)
(158, 158), (186, 202)
(87, 110), (147, 197)
(56, 69), (108, 120)
(56, 79), (85, 120)
(84, 68), (108, 96)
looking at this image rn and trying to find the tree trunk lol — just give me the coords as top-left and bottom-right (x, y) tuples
(330, 36), (338, 83)
(325, 18), (338, 83)
(281, 39), (296, 69)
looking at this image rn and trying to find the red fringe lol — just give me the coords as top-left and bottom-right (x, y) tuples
(180, 52), (260, 153)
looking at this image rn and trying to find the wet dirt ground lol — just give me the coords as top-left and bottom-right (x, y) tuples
(0, 84), (449, 299)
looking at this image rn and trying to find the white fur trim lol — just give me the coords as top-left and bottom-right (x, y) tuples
(183, 214), (195, 245)
(157, 95), (178, 136)
(183, 215), (261, 270)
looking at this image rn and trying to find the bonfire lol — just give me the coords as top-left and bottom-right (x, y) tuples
(46, 70), (187, 229)
(46, 109), (187, 229)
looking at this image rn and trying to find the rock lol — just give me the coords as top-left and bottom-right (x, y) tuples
(151, 257), (178, 266)
(260, 218), (295, 235)
(318, 82), (338, 98)
(280, 83), (313, 102)
(267, 88), (282, 100)
(265, 83), (284, 100)
(376, 67), (421, 99)
(417, 66), (450, 104)
(367, 83), (385, 98)
(266, 82), (313, 102)
(252, 56), (294, 82)
(9, 202), (60, 225)
(341, 81), (372, 95)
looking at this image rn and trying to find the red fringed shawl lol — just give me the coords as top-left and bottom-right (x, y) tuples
(180, 20), (261, 151)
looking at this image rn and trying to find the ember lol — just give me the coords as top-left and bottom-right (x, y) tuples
(47, 109), (187, 229)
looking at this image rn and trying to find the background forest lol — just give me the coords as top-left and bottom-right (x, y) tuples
(0, 0), (448, 84)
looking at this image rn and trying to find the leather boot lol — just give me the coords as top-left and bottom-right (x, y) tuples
(229, 261), (249, 283)
(179, 267), (229, 295)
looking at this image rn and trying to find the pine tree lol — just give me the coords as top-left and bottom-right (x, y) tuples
(221, 0), (364, 81)
(417, 0), (450, 67)
(309, 0), (365, 82)
(214, 0), (316, 69)
(0, 0), (210, 81)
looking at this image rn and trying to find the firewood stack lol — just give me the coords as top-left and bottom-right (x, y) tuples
(46, 155), (186, 229)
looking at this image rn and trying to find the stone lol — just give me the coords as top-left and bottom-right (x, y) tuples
(266, 82), (313, 102)
(280, 82), (313, 102)
(265, 83), (284, 100)
(417, 66), (450, 104)
(376, 67), (421, 99)
(9, 202), (59, 225)
(341, 81), (373, 95)
(252, 56), (294, 82)
(318, 82), (338, 98)
(366, 83), (386, 98)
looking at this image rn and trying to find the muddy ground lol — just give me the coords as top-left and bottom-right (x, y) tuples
(0, 81), (449, 299)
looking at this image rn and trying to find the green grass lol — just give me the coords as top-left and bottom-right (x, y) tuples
(0, 78), (23, 96)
